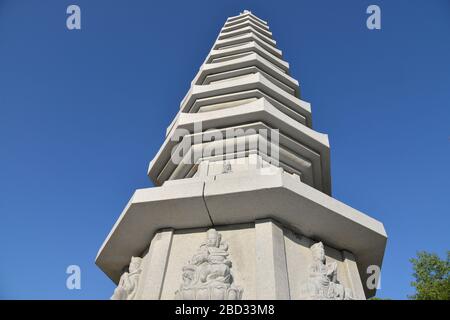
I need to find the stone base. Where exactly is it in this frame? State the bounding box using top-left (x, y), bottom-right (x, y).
top-left (130, 220), bottom-right (366, 300)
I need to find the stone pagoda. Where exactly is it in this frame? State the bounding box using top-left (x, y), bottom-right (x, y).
top-left (96, 10), bottom-right (387, 300)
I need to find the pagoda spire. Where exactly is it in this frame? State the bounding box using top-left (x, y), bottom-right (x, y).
top-left (149, 10), bottom-right (331, 195)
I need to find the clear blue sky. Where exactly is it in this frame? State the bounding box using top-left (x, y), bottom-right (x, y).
top-left (0, 0), bottom-right (449, 299)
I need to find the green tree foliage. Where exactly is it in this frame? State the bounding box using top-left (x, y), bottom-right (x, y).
top-left (409, 251), bottom-right (450, 300)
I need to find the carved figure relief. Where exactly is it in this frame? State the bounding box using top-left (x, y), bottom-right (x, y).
top-left (222, 161), bottom-right (232, 174)
top-left (301, 242), bottom-right (353, 300)
top-left (111, 256), bottom-right (142, 300)
top-left (175, 228), bottom-right (243, 300)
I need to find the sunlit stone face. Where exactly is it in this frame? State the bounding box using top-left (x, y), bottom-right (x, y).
top-left (312, 244), bottom-right (325, 263)
top-left (206, 229), bottom-right (219, 247)
top-left (129, 257), bottom-right (141, 272)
